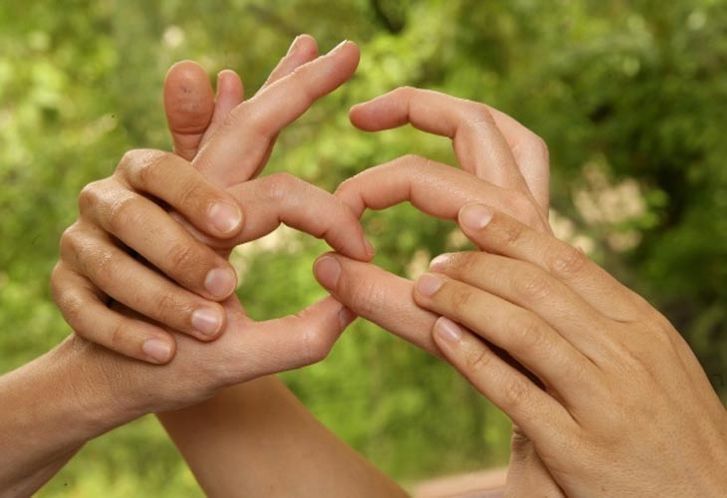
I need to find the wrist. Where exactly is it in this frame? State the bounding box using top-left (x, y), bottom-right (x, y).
top-left (45, 335), bottom-right (148, 436)
top-left (0, 335), bottom-right (145, 490)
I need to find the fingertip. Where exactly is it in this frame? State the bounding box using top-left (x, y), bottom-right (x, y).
top-left (164, 60), bottom-right (214, 108)
top-left (191, 304), bottom-right (226, 341)
top-left (433, 316), bottom-right (464, 346)
top-left (347, 96), bottom-right (398, 131)
top-left (326, 40), bottom-right (360, 73)
top-left (165, 59), bottom-right (206, 83)
top-left (313, 253), bottom-right (342, 290)
top-left (429, 253), bottom-right (453, 271)
top-left (415, 272), bottom-right (445, 298)
top-left (141, 336), bottom-right (175, 364)
top-left (216, 69), bottom-right (244, 100)
top-left (291, 33), bottom-right (319, 59)
top-left (348, 103), bottom-right (369, 129)
top-left (164, 59), bottom-right (214, 159)
top-left (458, 203), bottom-right (494, 232)
top-left (363, 238), bottom-right (376, 261)
top-left (207, 200), bottom-right (244, 237)
top-left (204, 267), bottom-right (238, 300)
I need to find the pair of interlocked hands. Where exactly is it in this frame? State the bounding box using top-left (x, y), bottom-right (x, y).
top-left (50, 36), bottom-right (727, 496)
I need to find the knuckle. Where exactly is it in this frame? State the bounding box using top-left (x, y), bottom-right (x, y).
top-left (57, 289), bottom-right (85, 328)
top-left (394, 85), bottom-right (417, 99)
top-left (50, 263), bottom-right (64, 294)
top-left (447, 283), bottom-right (475, 316)
top-left (502, 377), bottom-right (530, 410)
top-left (548, 244), bottom-right (588, 279)
top-left (156, 292), bottom-right (187, 318)
top-left (77, 181), bottom-right (104, 213)
top-left (507, 312), bottom-right (547, 354)
top-left (301, 329), bottom-right (335, 364)
top-left (108, 321), bottom-right (126, 350)
top-left (176, 177), bottom-right (210, 211)
top-left (118, 149), bottom-right (143, 171)
top-left (466, 346), bottom-right (494, 374)
top-left (514, 271), bottom-right (552, 302)
top-left (166, 242), bottom-right (199, 274)
top-left (107, 195), bottom-right (142, 233)
top-left (498, 213), bottom-right (527, 246)
top-left (467, 104), bottom-right (495, 127)
top-left (448, 252), bottom-right (481, 278)
top-left (86, 246), bottom-right (115, 280)
top-left (119, 148), bottom-right (165, 172)
top-left (334, 175), bottom-right (357, 198)
top-left (59, 223), bottom-right (81, 256)
top-left (133, 153), bottom-right (167, 189)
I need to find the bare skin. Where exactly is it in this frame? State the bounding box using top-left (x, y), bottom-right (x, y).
top-left (414, 206), bottom-right (727, 497)
top-left (1, 37), bottom-right (403, 498)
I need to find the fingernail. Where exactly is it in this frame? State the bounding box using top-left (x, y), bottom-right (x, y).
top-left (208, 201), bottom-right (242, 235)
top-left (459, 204), bottom-right (493, 231)
top-left (205, 268), bottom-right (237, 298)
top-left (314, 255), bottom-right (342, 289)
top-left (142, 339), bottom-right (172, 363)
top-left (287, 35), bottom-right (302, 55)
top-left (328, 39), bottom-right (349, 54)
top-left (364, 239), bottom-right (375, 258)
top-left (191, 307), bottom-right (222, 337)
top-left (416, 273), bottom-right (444, 297)
top-left (429, 253), bottom-right (452, 270)
top-left (434, 317), bottom-right (463, 344)
top-left (339, 307), bottom-right (357, 328)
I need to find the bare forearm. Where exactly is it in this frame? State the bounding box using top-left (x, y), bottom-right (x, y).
top-left (158, 375), bottom-right (408, 498)
top-left (0, 336), bottom-right (143, 496)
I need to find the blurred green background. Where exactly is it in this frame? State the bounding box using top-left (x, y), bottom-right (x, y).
top-left (1, 0), bottom-right (726, 495)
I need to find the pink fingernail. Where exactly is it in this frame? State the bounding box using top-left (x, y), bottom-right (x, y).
top-left (192, 308), bottom-right (222, 337)
top-left (328, 39), bottom-right (349, 54)
top-left (314, 256), bottom-right (342, 289)
top-left (459, 204), bottom-right (493, 231)
top-left (208, 201), bottom-right (242, 234)
top-left (434, 317), bottom-right (463, 344)
top-left (429, 253), bottom-right (452, 270)
top-left (363, 239), bottom-right (375, 258)
top-left (205, 268), bottom-right (237, 298)
top-left (287, 35), bottom-right (303, 55)
top-left (416, 273), bottom-right (444, 297)
top-left (142, 339), bottom-right (172, 363)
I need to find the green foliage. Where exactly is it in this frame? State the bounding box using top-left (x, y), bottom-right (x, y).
top-left (1, 0), bottom-right (726, 494)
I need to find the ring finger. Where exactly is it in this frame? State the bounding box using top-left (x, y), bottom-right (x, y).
top-left (413, 272), bottom-right (600, 404)
top-left (60, 224), bottom-right (226, 341)
top-left (79, 179), bottom-right (237, 301)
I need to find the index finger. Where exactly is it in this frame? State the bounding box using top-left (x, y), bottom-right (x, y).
top-left (350, 87), bottom-right (550, 211)
top-left (193, 41), bottom-right (360, 188)
top-left (457, 203), bottom-right (648, 321)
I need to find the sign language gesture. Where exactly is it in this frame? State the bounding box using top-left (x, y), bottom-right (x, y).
top-left (413, 206), bottom-right (727, 497)
top-left (50, 37), bottom-right (371, 407)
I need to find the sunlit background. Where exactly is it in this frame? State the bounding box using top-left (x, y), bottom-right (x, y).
top-left (1, 0), bottom-right (726, 496)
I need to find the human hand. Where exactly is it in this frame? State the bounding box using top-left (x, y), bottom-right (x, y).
top-left (315, 86), bottom-right (551, 353)
top-left (312, 87), bottom-right (560, 493)
top-left (413, 206), bottom-right (727, 497)
top-left (52, 36), bottom-right (370, 373)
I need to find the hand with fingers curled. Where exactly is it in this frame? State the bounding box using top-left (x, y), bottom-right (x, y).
top-left (2, 33), bottom-right (725, 498)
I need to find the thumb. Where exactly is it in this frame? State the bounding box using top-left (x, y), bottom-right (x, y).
top-left (163, 60), bottom-right (215, 161)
